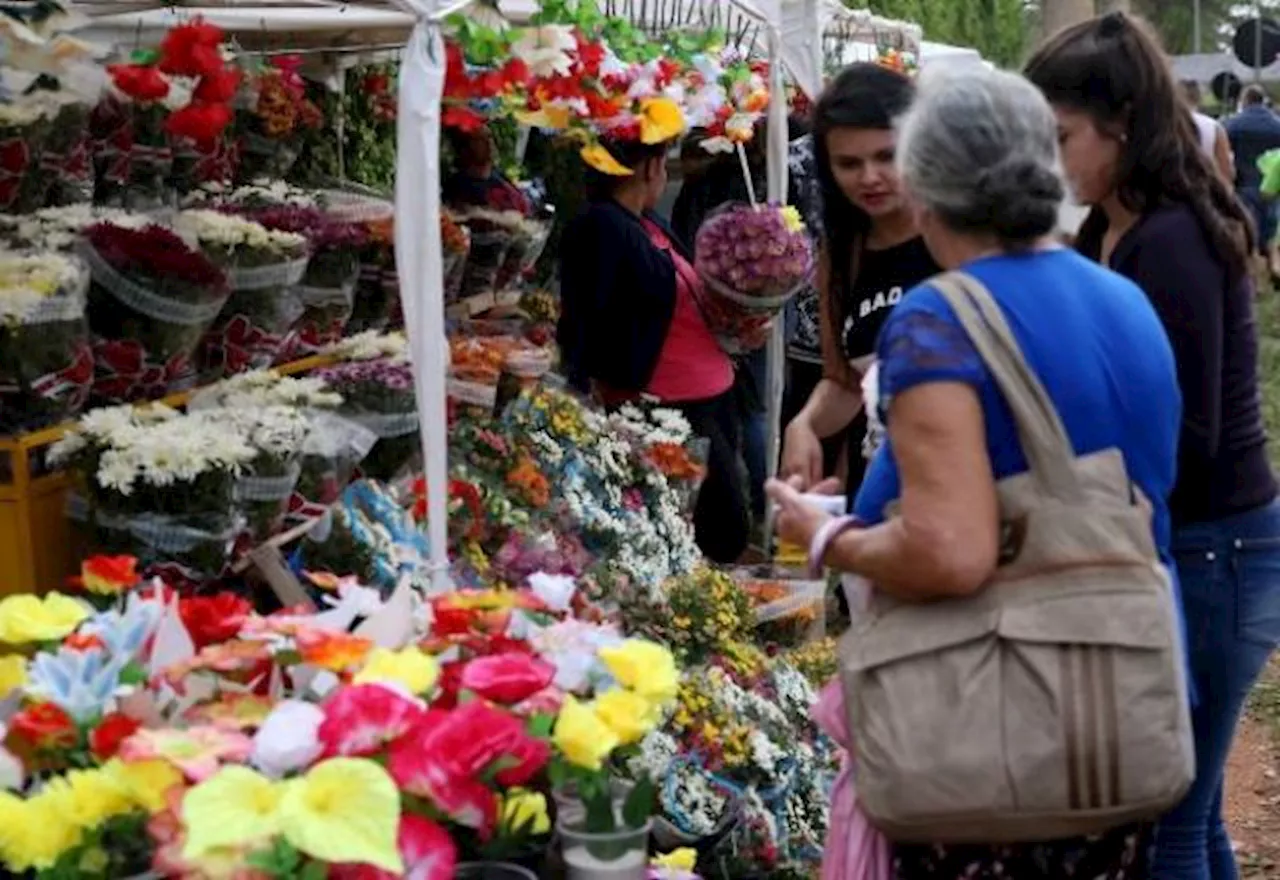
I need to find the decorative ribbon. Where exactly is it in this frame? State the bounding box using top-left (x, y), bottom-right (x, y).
top-left (30, 341), bottom-right (93, 407)
top-left (91, 339), bottom-right (192, 404)
top-left (0, 137), bottom-right (30, 209)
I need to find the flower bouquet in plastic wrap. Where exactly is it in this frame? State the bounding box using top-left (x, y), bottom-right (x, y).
top-left (79, 221), bottom-right (230, 403)
top-left (456, 208), bottom-right (523, 312)
top-left (173, 209), bottom-right (310, 381)
top-left (441, 209), bottom-right (471, 306)
top-left (1, 206), bottom-right (149, 253)
top-left (235, 57), bottom-right (322, 182)
top-left (50, 404), bottom-right (256, 590)
top-left (0, 98), bottom-right (51, 213)
top-left (247, 205), bottom-right (367, 361)
top-left (0, 251), bottom-right (92, 431)
top-left (318, 358), bottom-right (420, 482)
top-left (35, 91), bottom-right (93, 207)
top-left (494, 214), bottom-right (551, 303)
top-left (693, 202), bottom-right (814, 354)
top-left (348, 216), bottom-right (400, 334)
top-left (220, 404), bottom-right (310, 541)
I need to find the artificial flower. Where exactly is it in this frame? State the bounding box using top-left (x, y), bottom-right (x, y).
top-left (277, 758), bottom-right (403, 872)
top-left (184, 692), bottom-right (276, 730)
top-left (0, 737), bottom-right (22, 791)
top-left (459, 652), bottom-right (555, 705)
top-left (8, 701), bottom-right (76, 750)
top-left (193, 65), bottom-right (242, 103)
top-left (553, 695), bottom-right (619, 771)
top-left (599, 639), bottom-right (680, 702)
top-left (252, 700), bottom-right (324, 778)
top-left (165, 101), bottom-right (234, 143)
top-left (638, 96), bottom-right (685, 144)
top-left (500, 788), bottom-right (550, 836)
top-left (109, 63), bottom-right (170, 102)
top-left (318, 683), bottom-right (425, 757)
top-left (71, 554), bottom-right (138, 596)
top-left (297, 629), bottom-right (374, 672)
top-left (330, 812), bottom-right (456, 880)
top-left (181, 765), bottom-right (284, 860)
top-left (89, 712), bottom-right (142, 760)
top-left (0, 592), bottom-right (91, 643)
top-left (103, 757), bottom-right (184, 813)
top-left (494, 732), bottom-right (553, 787)
top-left (26, 646), bottom-right (130, 721)
top-left (0, 655), bottom-right (26, 695)
top-left (179, 593), bottom-right (251, 649)
top-left (527, 571), bottom-right (576, 612)
top-left (353, 646), bottom-right (439, 695)
top-left (120, 725), bottom-right (254, 781)
top-left (593, 687), bottom-right (662, 745)
top-left (581, 143), bottom-right (632, 176)
top-left (650, 847), bottom-right (700, 879)
top-left (157, 18), bottom-right (225, 78)
top-left (509, 25), bottom-right (576, 78)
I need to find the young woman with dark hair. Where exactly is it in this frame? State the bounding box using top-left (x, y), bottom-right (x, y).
top-left (1028, 14), bottom-right (1280, 879)
top-left (780, 63), bottom-right (941, 503)
top-left (557, 136), bottom-right (750, 563)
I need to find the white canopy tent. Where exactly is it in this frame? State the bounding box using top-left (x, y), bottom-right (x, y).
top-left (72, 0), bottom-right (919, 583)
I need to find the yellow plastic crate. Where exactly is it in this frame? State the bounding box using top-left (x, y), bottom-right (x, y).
top-left (0, 355), bottom-right (338, 595)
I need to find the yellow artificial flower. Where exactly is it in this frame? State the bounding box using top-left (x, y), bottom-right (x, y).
top-left (0, 655), bottom-right (26, 695)
top-left (182, 766), bottom-right (284, 861)
top-left (515, 105), bottom-right (571, 130)
top-left (553, 695), bottom-right (619, 771)
top-left (500, 789), bottom-right (550, 836)
top-left (593, 688), bottom-right (661, 746)
top-left (5, 785), bottom-right (83, 871)
top-left (638, 97), bottom-right (686, 145)
top-left (598, 639), bottom-right (679, 703)
top-left (580, 143), bottom-right (632, 176)
top-left (277, 758), bottom-right (402, 874)
top-left (59, 768), bottom-right (133, 830)
top-left (653, 848), bottom-right (698, 871)
top-left (0, 593), bottom-right (90, 644)
top-left (103, 758), bottom-right (184, 814)
top-left (353, 646), bottom-right (440, 695)
top-left (780, 205), bottom-right (805, 234)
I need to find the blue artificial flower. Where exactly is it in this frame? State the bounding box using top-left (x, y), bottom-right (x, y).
top-left (27, 647), bottom-right (130, 722)
top-left (80, 595), bottom-right (164, 660)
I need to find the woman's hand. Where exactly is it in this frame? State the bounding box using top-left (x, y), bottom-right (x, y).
top-left (781, 417), bottom-right (825, 489)
top-left (766, 476), bottom-right (836, 549)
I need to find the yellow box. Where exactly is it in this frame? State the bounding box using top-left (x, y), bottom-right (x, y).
top-left (0, 354), bottom-right (338, 595)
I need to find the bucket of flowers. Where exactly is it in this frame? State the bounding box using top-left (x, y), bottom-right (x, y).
top-left (692, 202), bottom-right (814, 354)
top-left (102, 62), bottom-right (175, 210)
top-left (78, 221), bottom-right (231, 403)
top-left (221, 405), bottom-right (311, 541)
top-left (0, 97), bottom-right (52, 213)
top-left (242, 205), bottom-right (366, 361)
top-left (318, 358), bottom-right (420, 482)
top-left (172, 209), bottom-right (311, 382)
top-left (1, 206), bottom-right (150, 253)
top-left (348, 216), bottom-right (400, 334)
top-left (0, 250), bottom-right (93, 432)
top-left (50, 405), bottom-right (257, 589)
top-left (235, 57), bottom-right (323, 182)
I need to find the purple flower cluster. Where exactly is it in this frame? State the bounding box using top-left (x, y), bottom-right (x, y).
top-left (694, 203), bottom-right (813, 298)
top-left (240, 206), bottom-right (369, 252)
top-left (318, 358), bottom-right (413, 391)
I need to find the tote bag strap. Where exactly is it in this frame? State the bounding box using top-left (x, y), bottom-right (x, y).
top-left (930, 271), bottom-right (1084, 504)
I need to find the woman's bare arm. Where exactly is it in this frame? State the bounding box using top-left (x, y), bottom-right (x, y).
top-left (825, 381), bottom-right (999, 599)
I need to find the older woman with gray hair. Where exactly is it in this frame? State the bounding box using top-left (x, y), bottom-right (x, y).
top-left (769, 67), bottom-right (1183, 879)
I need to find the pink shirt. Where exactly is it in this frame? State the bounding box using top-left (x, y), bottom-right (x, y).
top-left (641, 218), bottom-right (734, 403)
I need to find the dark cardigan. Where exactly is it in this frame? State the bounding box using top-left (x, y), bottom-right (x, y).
top-left (557, 200), bottom-right (686, 395)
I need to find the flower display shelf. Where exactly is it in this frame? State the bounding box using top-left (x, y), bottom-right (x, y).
top-left (0, 354), bottom-right (338, 596)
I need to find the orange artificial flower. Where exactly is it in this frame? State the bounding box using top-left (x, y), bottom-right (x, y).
top-left (645, 442), bottom-right (706, 481)
top-left (506, 457), bottom-right (550, 508)
top-left (296, 630), bottom-right (374, 673)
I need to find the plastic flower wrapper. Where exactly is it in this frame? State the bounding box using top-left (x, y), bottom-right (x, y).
top-left (693, 201), bottom-right (814, 353)
top-left (0, 97), bottom-right (52, 213)
top-left (78, 221), bottom-right (230, 404)
top-left (28, 90), bottom-right (93, 207)
top-left (456, 208), bottom-right (524, 306)
top-left (235, 58), bottom-right (324, 182)
top-left (346, 217), bottom-right (400, 334)
top-left (318, 359), bottom-right (420, 481)
top-left (288, 410), bottom-right (376, 524)
top-left (440, 209), bottom-right (471, 305)
top-left (243, 205), bottom-right (367, 360)
top-left (0, 250), bottom-right (93, 432)
top-left (0, 205), bottom-right (150, 253)
top-left (221, 405), bottom-right (311, 540)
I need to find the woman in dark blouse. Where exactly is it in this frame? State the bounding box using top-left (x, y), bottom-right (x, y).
top-left (1028, 13), bottom-right (1280, 879)
top-left (557, 138), bottom-right (750, 563)
top-left (779, 63), bottom-right (941, 505)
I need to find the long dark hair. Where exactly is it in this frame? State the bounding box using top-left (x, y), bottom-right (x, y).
top-left (812, 63), bottom-right (914, 377)
top-left (1025, 12), bottom-right (1253, 282)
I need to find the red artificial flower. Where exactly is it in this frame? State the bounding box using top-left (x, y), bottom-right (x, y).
top-left (62, 632), bottom-right (105, 652)
top-left (269, 54), bottom-right (306, 97)
top-left (655, 57), bottom-right (683, 88)
top-left (193, 66), bottom-right (241, 103)
top-left (431, 660), bottom-right (465, 710)
top-left (330, 813), bottom-right (457, 880)
top-left (179, 593), bottom-right (251, 649)
top-left (90, 712), bottom-right (143, 760)
top-left (390, 700), bottom-right (522, 780)
top-left (67, 554), bottom-right (138, 596)
top-left (318, 684), bottom-right (427, 757)
top-left (492, 732), bottom-right (552, 787)
top-left (459, 653), bottom-right (554, 705)
top-left (575, 34), bottom-right (605, 76)
top-left (158, 18), bottom-right (225, 78)
top-left (165, 102), bottom-right (233, 146)
top-left (108, 64), bottom-right (171, 102)
top-left (9, 702), bottom-right (77, 750)
top-left (442, 104), bottom-right (486, 133)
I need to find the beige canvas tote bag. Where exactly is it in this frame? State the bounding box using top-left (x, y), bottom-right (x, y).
top-left (839, 271), bottom-right (1194, 844)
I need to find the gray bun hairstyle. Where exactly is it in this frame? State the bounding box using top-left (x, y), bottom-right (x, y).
top-left (896, 66), bottom-right (1065, 247)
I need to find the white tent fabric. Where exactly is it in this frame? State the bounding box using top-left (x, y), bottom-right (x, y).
top-left (920, 39), bottom-right (986, 70)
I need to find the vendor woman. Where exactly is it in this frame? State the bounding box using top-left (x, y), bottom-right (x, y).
top-left (443, 125), bottom-right (531, 216)
top-left (557, 103), bottom-right (750, 563)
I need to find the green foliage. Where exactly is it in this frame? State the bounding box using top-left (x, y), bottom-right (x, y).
top-left (862, 0), bottom-right (1031, 67)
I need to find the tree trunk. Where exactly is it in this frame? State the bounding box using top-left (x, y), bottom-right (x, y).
top-left (1041, 0), bottom-right (1099, 42)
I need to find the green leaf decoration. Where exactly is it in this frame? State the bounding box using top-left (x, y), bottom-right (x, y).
top-left (621, 773), bottom-right (655, 829)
